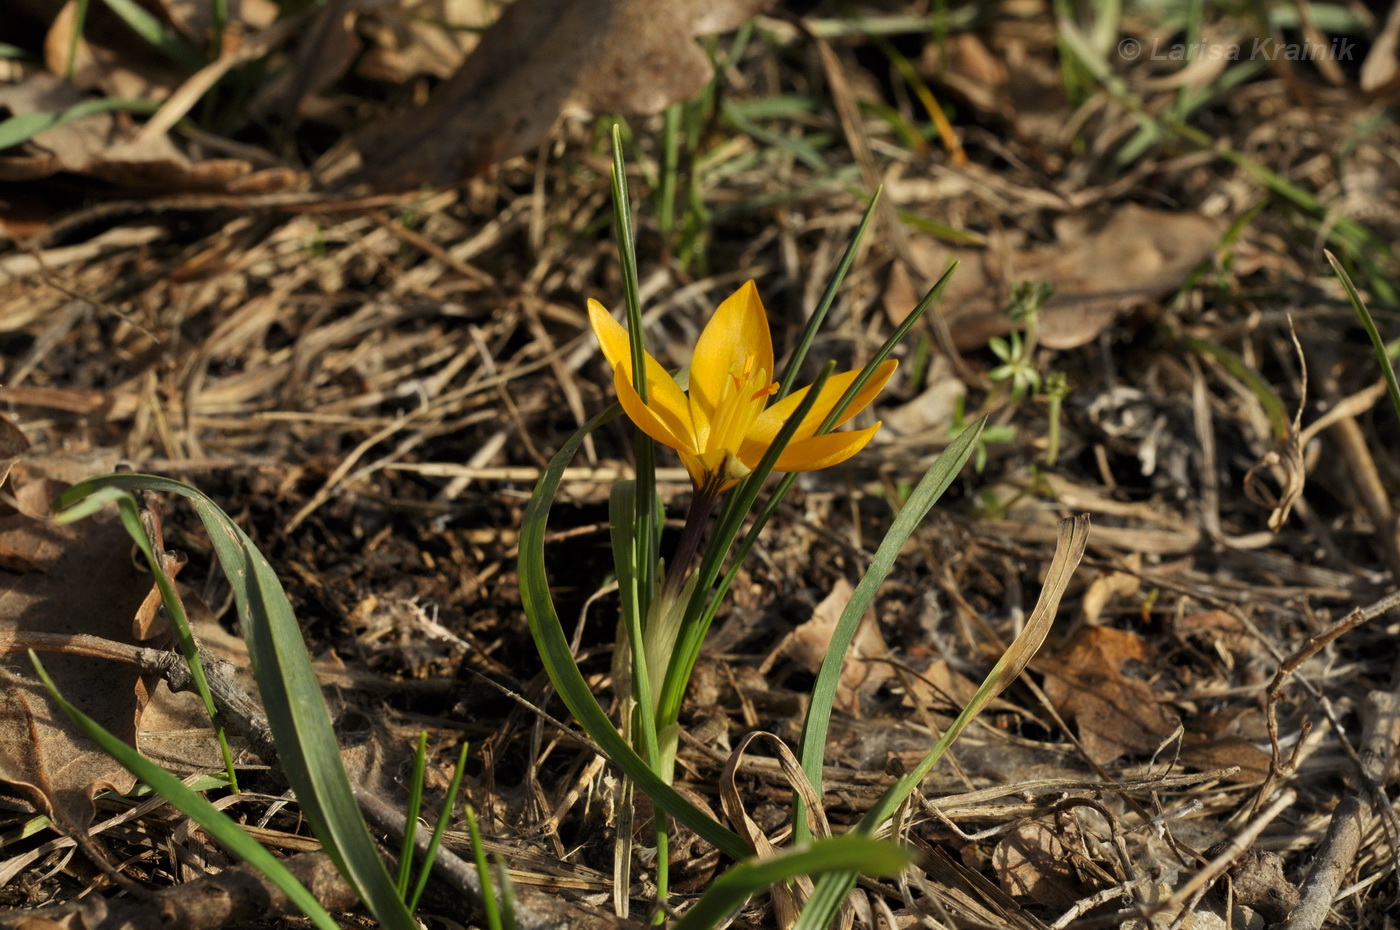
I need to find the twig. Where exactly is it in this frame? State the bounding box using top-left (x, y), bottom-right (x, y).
top-left (1161, 788), bottom-right (1297, 923)
top-left (1259, 591), bottom-right (1400, 811)
top-left (1281, 795), bottom-right (1364, 930)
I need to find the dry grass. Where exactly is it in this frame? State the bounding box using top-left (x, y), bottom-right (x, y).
top-left (2, 2), bottom-right (1400, 927)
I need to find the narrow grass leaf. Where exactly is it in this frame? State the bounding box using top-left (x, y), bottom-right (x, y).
top-left (777, 191), bottom-right (881, 399)
top-left (54, 485), bottom-right (238, 789)
top-left (464, 806), bottom-right (503, 930)
top-left (54, 475), bottom-right (418, 930)
top-left (796, 514), bottom-right (1090, 930)
top-left (100, 0), bottom-right (205, 70)
top-left (397, 732), bottom-right (428, 895)
top-left (1327, 250), bottom-right (1400, 426)
top-left (674, 836), bottom-right (911, 930)
top-left (408, 741), bottom-right (471, 912)
top-left (0, 98), bottom-right (161, 150)
top-left (519, 406), bottom-right (750, 860)
top-left (793, 416), bottom-right (984, 843)
top-left (29, 652), bottom-right (342, 930)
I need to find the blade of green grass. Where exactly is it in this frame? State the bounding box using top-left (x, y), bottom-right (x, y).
top-left (463, 805), bottom-right (503, 930)
top-left (793, 415), bottom-right (984, 845)
top-left (674, 836), bottom-right (912, 930)
top-left (100, 0), bottom-right (206, 70)
top-left (777, 190), bottom-right (881, 399)
top-left (54, 485), bottom-right (238, 790)
top-left (54, 474), bottom-right (418, 930)
top-left (1327, 250), bottom-right (1400, 426)
top-left (0, 97), bottom-right (162, 150)
top-left (795, 515), bottom-right (1090, 930)
top-left (397, 732), bottom-right (428, 895)
top-left (29, 651), bottom-right (342, 930)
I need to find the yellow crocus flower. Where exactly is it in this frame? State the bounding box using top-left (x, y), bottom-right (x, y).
top-left (588, 280), bottom-right (897, 494)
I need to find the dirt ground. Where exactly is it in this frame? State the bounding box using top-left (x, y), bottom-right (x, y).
top-left (3, 2), bottom-right (1400, 928)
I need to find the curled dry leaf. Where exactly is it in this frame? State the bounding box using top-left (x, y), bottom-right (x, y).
top-left (885, 204), bottom-right (1223, 350)
top-left (1039, 624), bottom-right (1180, 768)
top-left (355, 0), bottom-right (780, 188)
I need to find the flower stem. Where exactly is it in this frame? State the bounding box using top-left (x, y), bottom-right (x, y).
top-left (662, 486), bottom-right (719, 600)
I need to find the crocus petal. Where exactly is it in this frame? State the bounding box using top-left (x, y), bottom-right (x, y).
top-left (688, 281), bottom-right (774, 433)
top-left (741, 360), bottom-right (898, 463)
top-left (590, 299), bottom-right (695, 439)
top-left (768, 423), bottom-right (883, 473)
top-left (588, 298), bottom-right (633, 372)
top-left (613, 367), bottom-right (697, 456)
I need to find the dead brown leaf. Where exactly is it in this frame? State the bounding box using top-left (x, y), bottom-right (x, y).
top-left (0, 463), bottom-right (163, 829)
top-left (248, 0), bottom-right (362, 121)
top-left (899, 658), bottom-right (980, 716)
top-left (992, 821), bottom-right (1086, 908)
top-left (1179, 735), bottom-right (1271, 784)
top-left (1039, 624), bottom-right (1179, 767)
top-left (0, 71), bottom-right (271, 192)
top-left (355, 0), bottom-right (780, 188)
top-left (42, 0), bottom-right (188, 100)
top-left (886, 204), bottom-right (1223, 350)
top-left (778, 578), bottom-right (889, 715)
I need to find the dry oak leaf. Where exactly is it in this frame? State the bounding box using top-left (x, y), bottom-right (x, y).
top-left (992, 821), bottom-right (1087, 908)
top-left (355, 0), bottom-right (779, 188)
top-left (0, 463), bottom-right (163, 830)
top-left (778, 578), bottom-right (889, 715)
top-left (885, 204), bottom-right (1223, 350)
top-left (1039, 624), bottom-right (1179, 768)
